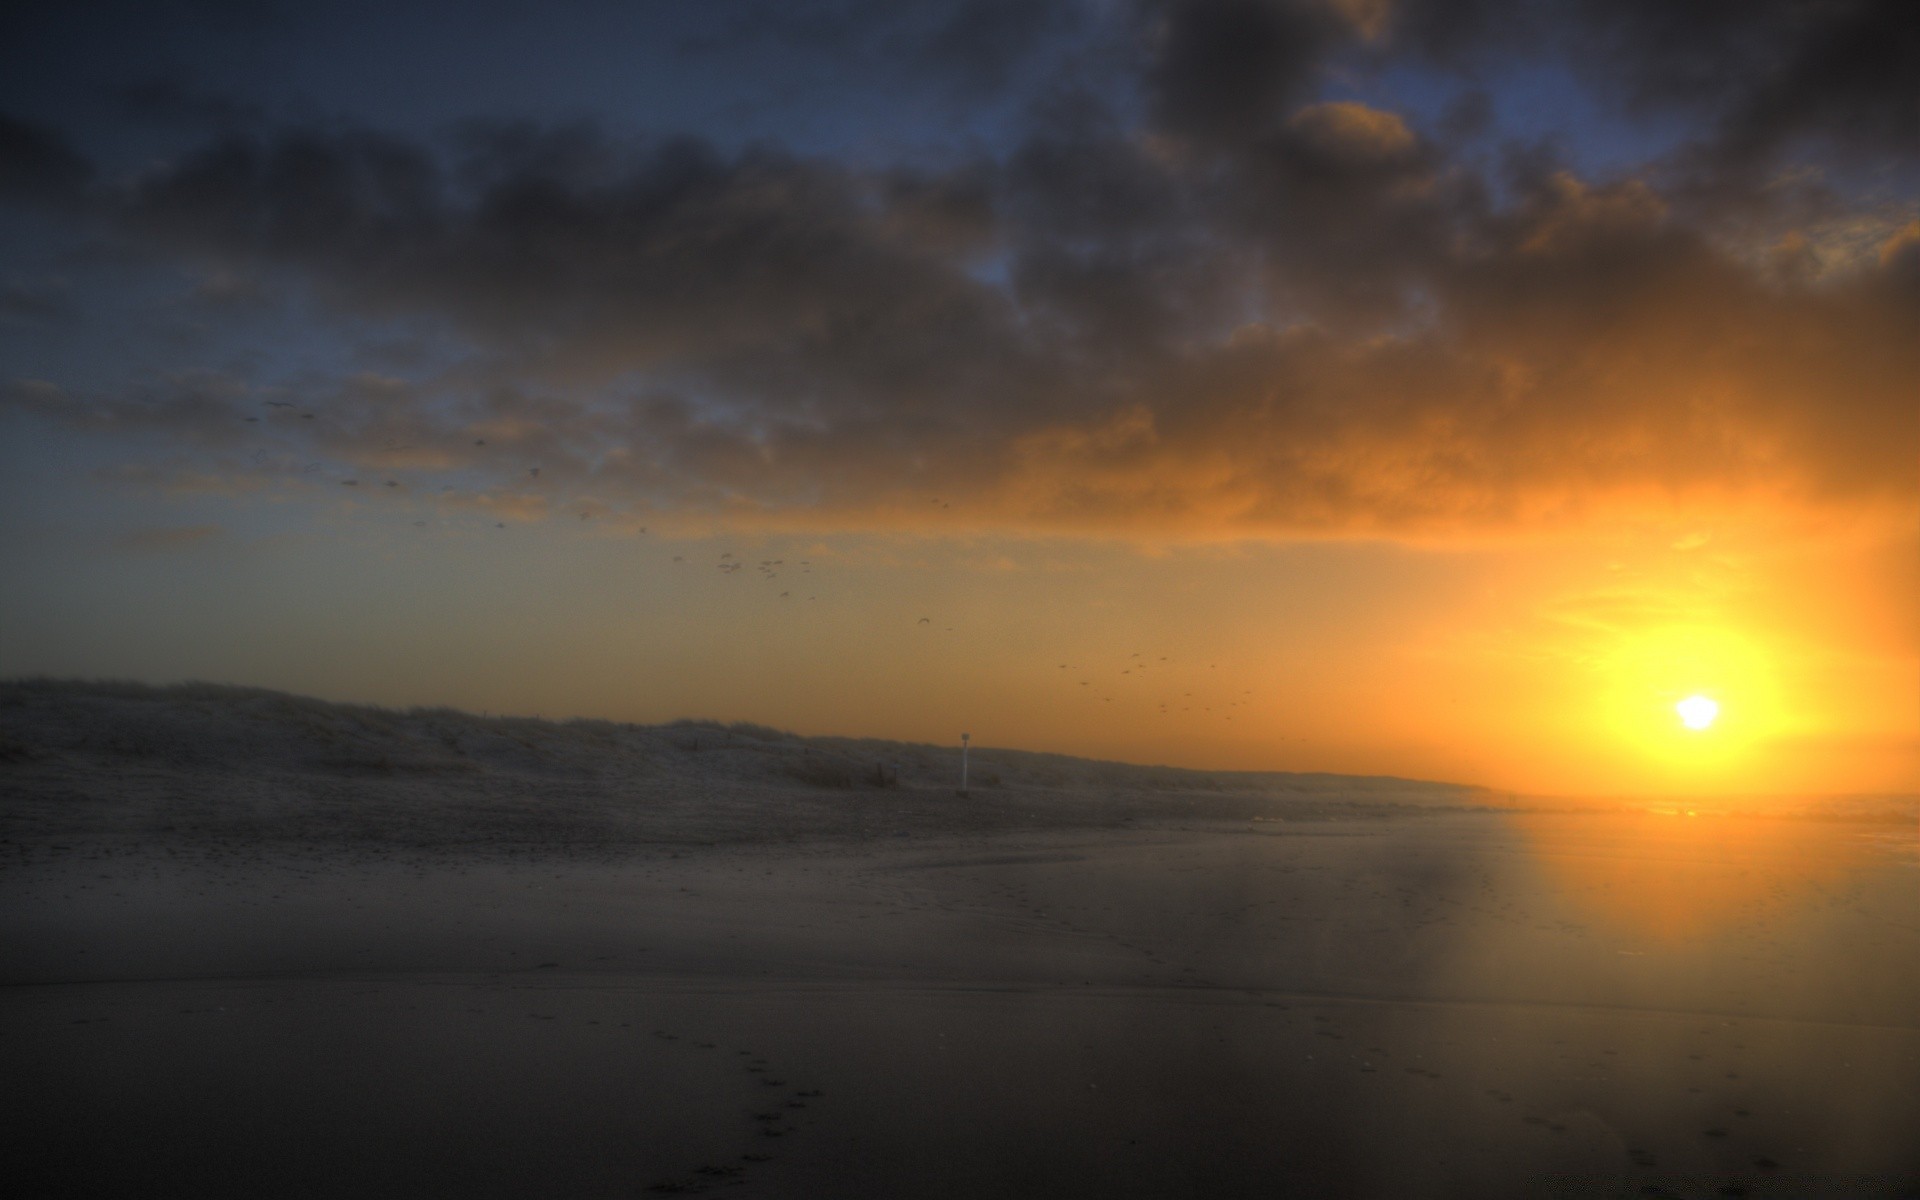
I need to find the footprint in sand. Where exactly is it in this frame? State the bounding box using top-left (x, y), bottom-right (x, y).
top-left (641, 1034), bottom-right (822, 1194)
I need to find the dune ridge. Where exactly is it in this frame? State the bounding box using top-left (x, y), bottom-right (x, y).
top-left (0, 678), bottom-right (1491, 849)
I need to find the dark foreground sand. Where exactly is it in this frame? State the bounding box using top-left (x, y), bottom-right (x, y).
top-left (5, 809), bottom-right (1919, 1199)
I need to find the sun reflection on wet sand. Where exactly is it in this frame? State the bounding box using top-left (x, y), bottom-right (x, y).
top-left (1506, 807), bottom-right (1878, 943)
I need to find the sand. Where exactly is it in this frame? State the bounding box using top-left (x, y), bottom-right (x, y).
top-left (4, 683), bottom-right (1919, 1197)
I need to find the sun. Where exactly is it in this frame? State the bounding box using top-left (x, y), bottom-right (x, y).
top-left (1676, 694), bottom-right (1720, 731)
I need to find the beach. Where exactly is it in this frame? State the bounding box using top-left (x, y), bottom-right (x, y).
top-left (6, 794), bottom-right (1918, 1198)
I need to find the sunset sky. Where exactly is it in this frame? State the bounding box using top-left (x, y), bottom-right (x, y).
top-left (1, 0), bottom-right (1914, 796)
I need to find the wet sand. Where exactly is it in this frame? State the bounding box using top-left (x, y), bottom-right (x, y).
top-left (5, 811), bottom-right (1918, 1198)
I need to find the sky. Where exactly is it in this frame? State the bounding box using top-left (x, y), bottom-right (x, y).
top-left (0, 0), bottom-right (1915, 796)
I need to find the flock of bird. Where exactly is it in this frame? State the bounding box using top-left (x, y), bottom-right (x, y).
top-left (1044, 652), bottom-right (1261, 722)
top-left (669, 542), bottom-right (1266, 726)
top-left (236, 404), bottom-right (1263, 726)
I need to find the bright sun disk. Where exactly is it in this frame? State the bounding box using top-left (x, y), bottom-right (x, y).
top-left (1676, 695), bottom-right (1720, 730)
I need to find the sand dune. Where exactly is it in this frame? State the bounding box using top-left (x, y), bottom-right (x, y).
top-left (0, 679), bottom-right (1492, 851)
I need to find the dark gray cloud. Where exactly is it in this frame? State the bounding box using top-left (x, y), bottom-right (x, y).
top-left (115, 77), bottom-right (266, 130)
top-left (123, 125), bottom-right (1027, 410)
top-left (0, 276), bottom-right (77, 326)
top-left (1569, 0), bottom-right (1919, 171)
top-left (0, 112), bottom-right (94, 207)
top-left (1383, 0), bottom-right (1919, 179)
top-left (1142, 0), bottom-right (1350, 144)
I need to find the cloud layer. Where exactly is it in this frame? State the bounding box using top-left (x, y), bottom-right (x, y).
top-left (2, 0), bottom-right (1915, 539)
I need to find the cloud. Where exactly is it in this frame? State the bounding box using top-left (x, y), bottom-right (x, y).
top-left (1564, 0), bottom-right (1920, 174)
top-left (0, 112), bottom-right (93, 208)
top-left (3, 373), bottom-right (256, 447)
top-left (1384, 1), bottom-right (1918, 183)
top-left (114, 78), bottom-right (265, 130)
top-left (1142, 0), bottom-right (1349, 143)
top-left (0, 1), bottom-right (1914, 543)
top-left (0, 277), bottom-right (77, 326)
top-left (120, 124), bottom-right (1032, 410)
top-left (1286, 101), bottom-right (1415, 160)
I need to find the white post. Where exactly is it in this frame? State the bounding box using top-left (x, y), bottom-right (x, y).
top-left (959, 731), bottom-right (970, 797)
